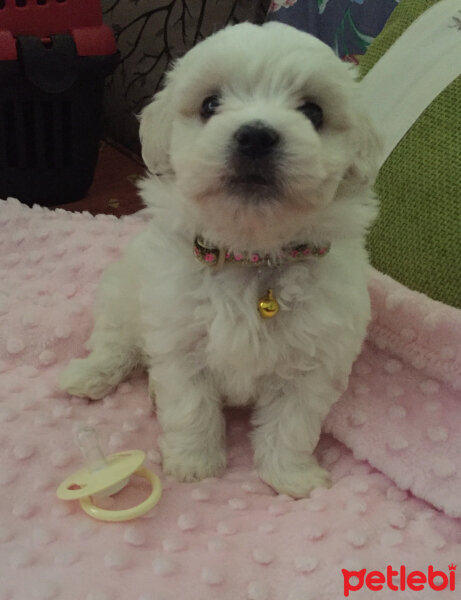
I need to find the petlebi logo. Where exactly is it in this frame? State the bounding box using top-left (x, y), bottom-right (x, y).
top-left (342, 564), bottom-right (456, 597)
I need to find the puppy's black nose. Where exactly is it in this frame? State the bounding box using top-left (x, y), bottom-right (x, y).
top-left (234, 122), bottom-right (280, 158)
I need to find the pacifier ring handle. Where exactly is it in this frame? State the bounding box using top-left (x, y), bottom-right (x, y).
top-left (79, 466), bottom-right (162, 522)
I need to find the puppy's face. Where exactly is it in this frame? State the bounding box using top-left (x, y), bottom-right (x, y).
top-left (140, 23), bottom-right (379, 250)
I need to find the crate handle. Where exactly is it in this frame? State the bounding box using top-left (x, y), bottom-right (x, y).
top-left (16, 34), bottom-right (78, 94)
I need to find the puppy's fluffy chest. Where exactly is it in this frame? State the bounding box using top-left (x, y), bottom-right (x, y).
top-left (137, 229), bottom-right (368, 407)
top-left (146, 250), bottom-right (324, 404)
top-left (204, 266), bottom-right (285, 401)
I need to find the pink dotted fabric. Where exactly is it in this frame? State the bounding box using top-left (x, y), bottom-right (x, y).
top-left (0, 198), bottom-right (460, 600)
top-left (325, 272), bottom-right (461, 519)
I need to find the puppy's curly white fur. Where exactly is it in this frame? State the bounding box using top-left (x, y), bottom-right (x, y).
top-left (60, 23), bottom-right (380, 498)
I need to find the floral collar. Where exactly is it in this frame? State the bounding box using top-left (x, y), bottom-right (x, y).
top-left (193, 236), bottom-right (331, 269)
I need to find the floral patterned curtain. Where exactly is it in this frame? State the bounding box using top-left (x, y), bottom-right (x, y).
top-left (267, 0), bottom-right (399, 59)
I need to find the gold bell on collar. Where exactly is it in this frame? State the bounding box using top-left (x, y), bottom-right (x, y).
top-left (258, 289), bottom-right (279, 319)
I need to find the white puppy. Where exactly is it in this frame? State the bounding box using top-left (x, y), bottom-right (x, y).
top-left (60, 22), bottom-right (380, 498)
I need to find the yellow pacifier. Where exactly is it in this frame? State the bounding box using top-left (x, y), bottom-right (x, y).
top-left (56, 426), bottom-right (162, 522)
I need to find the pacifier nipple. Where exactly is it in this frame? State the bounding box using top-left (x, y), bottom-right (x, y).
top-left (76, 425), bottom-right (107, 472)
top-left (75, 425), bottom-right (128, 498)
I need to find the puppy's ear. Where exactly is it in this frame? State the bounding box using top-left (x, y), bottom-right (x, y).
top-left (138, 71), bottom-right (176, 174)
top-left (346, 110), bottom-right (382, 188)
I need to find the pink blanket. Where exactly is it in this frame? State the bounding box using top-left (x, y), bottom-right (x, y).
top-left (1, 198), bottom-right (460, 600)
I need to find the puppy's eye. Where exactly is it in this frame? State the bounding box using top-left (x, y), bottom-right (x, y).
top-left (200, 95), bottom-right (220, 120)
top-left (297, 101), bottom-right (323, 130)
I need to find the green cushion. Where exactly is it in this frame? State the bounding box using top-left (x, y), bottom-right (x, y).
top-left (361, 0), bottom-right (461, 309)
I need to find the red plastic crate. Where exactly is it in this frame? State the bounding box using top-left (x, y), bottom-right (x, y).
top-left (0, 0), bottom-right (119, 206)
top-left (0, 0), bottom-right (116, 59)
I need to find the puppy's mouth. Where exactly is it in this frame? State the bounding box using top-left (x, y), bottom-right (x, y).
top-left (230, 173), bottom-right (272, 186)
top-left (225, 161), bottom-right (280, 201)
top-left (226, 173), bottom-right (278, 202)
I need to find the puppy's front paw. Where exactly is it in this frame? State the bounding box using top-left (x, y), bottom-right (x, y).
top-left (59, 358), bottom-right (113, 400)
top-left (160, 438), bottom-right (226, 483)
top-left (258, 456), bottom-right (331, 499)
